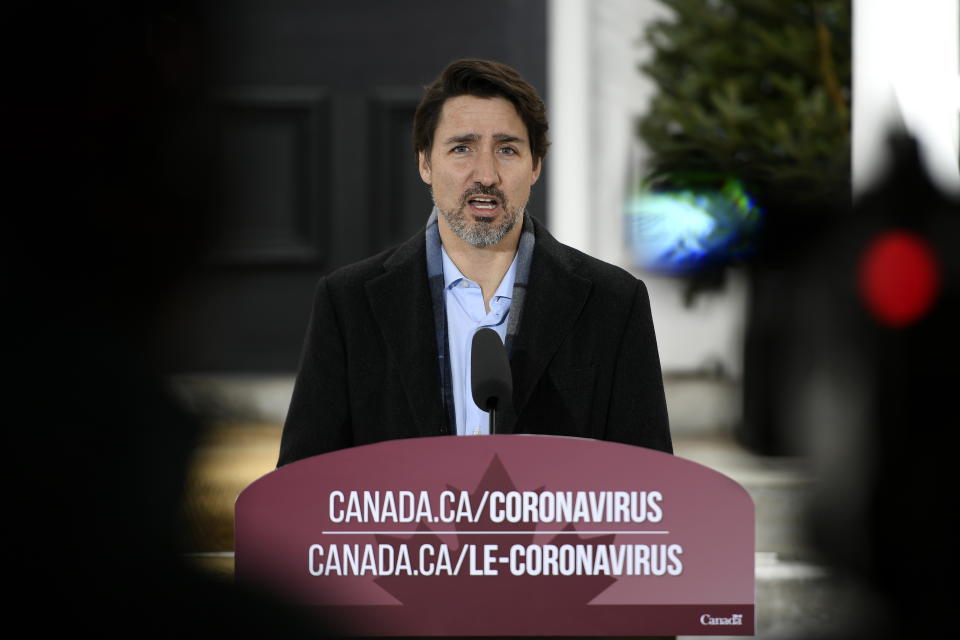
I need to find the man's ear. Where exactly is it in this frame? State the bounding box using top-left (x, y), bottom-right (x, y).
top-left (418, 150), bottom-right (432, 185)
top-left (531, 157), bottom-right (542, 185)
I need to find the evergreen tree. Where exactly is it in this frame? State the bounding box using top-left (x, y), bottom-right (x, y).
top-left (638, 0), bottom-right (850, 208)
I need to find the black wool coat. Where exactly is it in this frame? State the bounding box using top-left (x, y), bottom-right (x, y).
top-left (277, 216), bottom-right (672, 465)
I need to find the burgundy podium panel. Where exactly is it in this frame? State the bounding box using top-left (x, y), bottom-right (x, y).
top-left (235, 435), bottom-right (754, 635)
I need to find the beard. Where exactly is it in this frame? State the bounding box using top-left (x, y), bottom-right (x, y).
top-left (433, 185), bottom-right (525, 248)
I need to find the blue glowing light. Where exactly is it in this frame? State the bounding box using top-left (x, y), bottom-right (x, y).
top-left (626, 178), bottom-right (762, 273)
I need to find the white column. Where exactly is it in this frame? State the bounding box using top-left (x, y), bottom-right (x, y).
top-left (547, 0), bottom-right (592, 252)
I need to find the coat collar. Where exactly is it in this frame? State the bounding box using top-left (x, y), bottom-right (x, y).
top-left (504, 216), bottom-right (592, 431)
top-left (364, 215), bottom-right (592, 435)
top-left (365, 231), bottom-right (448, 437)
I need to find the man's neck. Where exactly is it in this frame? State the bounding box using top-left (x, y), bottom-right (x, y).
top-left (438, 214), bottom-right (522, 313)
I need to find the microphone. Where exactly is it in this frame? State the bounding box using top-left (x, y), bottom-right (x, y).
top-left (471, 327), bottom-right (513, 435)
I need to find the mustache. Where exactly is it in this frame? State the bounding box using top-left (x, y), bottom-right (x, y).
top-left (460, 185), bottom-right (507, 206)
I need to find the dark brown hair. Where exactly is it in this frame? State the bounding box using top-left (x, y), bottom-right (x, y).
top-left (413, 59), bottom-right (549, 168)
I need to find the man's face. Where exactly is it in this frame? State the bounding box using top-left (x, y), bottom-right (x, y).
top-left (418, 95), bottom-right (541, 248)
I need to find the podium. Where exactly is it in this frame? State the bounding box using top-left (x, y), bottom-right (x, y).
top-left (236, 435), bottom-right (754, 636)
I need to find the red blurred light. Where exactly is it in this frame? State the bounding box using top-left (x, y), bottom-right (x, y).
top-left (858, 230), bottom-right (940, 327)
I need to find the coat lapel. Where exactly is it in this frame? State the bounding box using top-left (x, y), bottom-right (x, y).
top-left (365, 234), bottom-right (448, 437)
top-left (505, 218), bottom-right (592, 431)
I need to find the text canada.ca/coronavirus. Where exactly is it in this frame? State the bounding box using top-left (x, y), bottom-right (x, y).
top-left (308, 542), bottom-right (684, 577)
top-left (328, 490), bottom-right (664, 524)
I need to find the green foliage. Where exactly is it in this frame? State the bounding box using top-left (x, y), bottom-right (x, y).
top-left (638, 0), bottom-right (851, 208)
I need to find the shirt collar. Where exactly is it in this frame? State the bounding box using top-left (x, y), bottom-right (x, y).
top-left (440, 244), bottom-right (519, 301)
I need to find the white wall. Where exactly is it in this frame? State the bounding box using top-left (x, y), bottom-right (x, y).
top-left (853, 0), bottom-right (960, 197)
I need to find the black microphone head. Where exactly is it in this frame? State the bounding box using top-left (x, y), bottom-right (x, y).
top-left (471, 327), bottom-right (512, 411)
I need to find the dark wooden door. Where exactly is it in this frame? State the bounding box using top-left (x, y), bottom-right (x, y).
top-left (157, 0), bottom-right (547, 372)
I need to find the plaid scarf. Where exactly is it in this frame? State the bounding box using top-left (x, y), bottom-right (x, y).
top-left (425, 207), bottom-right (536, 432)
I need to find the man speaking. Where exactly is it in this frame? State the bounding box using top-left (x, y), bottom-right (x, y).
top-left (278, 59), bottom-right (671, 465)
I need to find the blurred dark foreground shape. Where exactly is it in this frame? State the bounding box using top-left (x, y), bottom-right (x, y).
top-left (7, 2), bottom-right (336, 636)
top-left (789, 133), bottom-right (958, 638)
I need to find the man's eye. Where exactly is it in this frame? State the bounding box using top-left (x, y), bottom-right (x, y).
top-left (498, 147), bottom-right (517, 155)
top-left (451, 145), bottom-right (470, 153)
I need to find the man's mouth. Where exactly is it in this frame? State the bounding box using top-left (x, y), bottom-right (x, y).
top-left (466, 196), bottom-right (500, 211)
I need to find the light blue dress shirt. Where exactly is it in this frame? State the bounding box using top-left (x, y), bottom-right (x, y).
top-left (440, 246), bottom-right (517, 436)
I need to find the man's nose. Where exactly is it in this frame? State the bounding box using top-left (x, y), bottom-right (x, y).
top-left (472, 150), bottom-right (500, 186)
